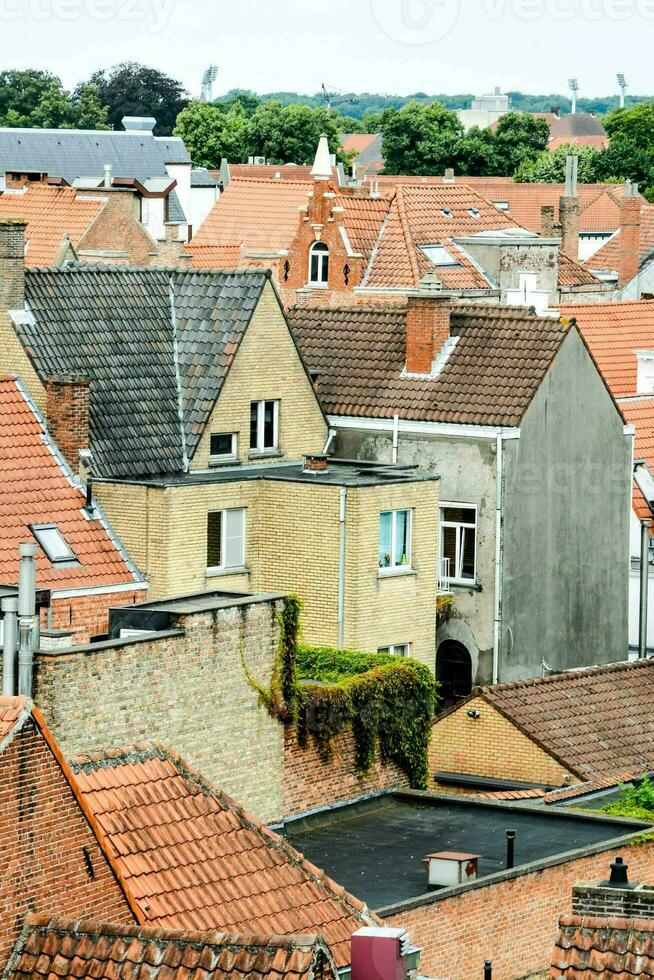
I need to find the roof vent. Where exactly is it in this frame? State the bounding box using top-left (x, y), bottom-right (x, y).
top-left (121, 116), bottom-right (156, 135)
top-left (422, 851), bottom-right (480, 889)
top-left (600, 857), bottom-right (638, 891)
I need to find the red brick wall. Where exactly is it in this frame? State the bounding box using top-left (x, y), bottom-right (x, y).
top-left (0, 219), bottom-right (25, 310)
top-left (45, 375), bottom-right (89, 470)
top-left (384, 839), bottom-right (654, 980)
top-left (619, 195), bottom-right (642, 288)
top-left (283, 727), bottom-right (409, 817)
top-left (45, 589), bottom-right (145, 644)
top-left (0, 718), bottom-right (134, 965)
top-left (76, 193), bottom-right (158, 265)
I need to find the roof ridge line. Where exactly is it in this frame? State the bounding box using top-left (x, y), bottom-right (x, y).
top-left (394, 185), bottom-right (421, 288)
top-left (483, 656), bottom-right (651, 697)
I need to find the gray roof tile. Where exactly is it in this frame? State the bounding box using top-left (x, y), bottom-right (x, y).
top-left (19, 267), bottom-right (268, 478)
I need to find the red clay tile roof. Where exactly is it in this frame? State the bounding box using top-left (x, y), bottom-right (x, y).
top-left (618, 398), bottom-right (654, 522)
top-left (0, 696), bottom-right (30, 745)
top-left (362, 183), bottom-right (521, 290)
top-left (587, 203), bottom-right (654, 273)
top-left (0, 376), bottom-right (138, 591)
top-left (219, 165), bottom-right (335, 182)
top-left (558, 252), bottom-right (602, 287)
top-left (288, 302), bottom-right (569, 426)
top-left (188, 179), bottom-right (390, 269)
top-left (70, 745), bottom-right (378, 969)
top-left (0, 184), bottom-right (103, 266)
top-left (5, 915), bottom-right (338, 980)
top-left (477, 658), bottom-right (654, 783)
top-left (560, 300), bottom-right (654, 397)
top-left (340, 134), bottom-right (378, 155)
top-left (551, 913), bottom-right (654, 977)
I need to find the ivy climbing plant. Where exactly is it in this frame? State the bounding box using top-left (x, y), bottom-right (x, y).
top-left (253, 596), bottom-right (437, 791)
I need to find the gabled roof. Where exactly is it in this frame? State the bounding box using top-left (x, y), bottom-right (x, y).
top-left (340, 133), bottom-right (378, 155)
top-left (549, 111), bottom-right (609, 144)
top-left (362, 184), bottom-right (521, 290)
top-left (560, 300), bottom-right (654, 397)
top-left (618, 397), bottom-right (654, 522)
top-left (0, 126), bottom-right (190, 182)
top-left (0, 185), bottom-right (104, 266)
top-left (586, 203), bottom-right (654, 273)
top-left (15, 267), bottom-right (272, 479)
top-left (288, 303), bottom-right (569, 426)
top-left (5, 916), bottom-right (339, 980)
top-left (70, 744), bottom-right (378, 969)
top-left (188, 179), bottom-right (391, 269)
top-left (558, 251), bottom-right (603, 287)
top-left (220, 164), bottom-right (332, 182)
top-left (0, 376), bottom-right (139, 590)
top-left (470, 658), bottom-right (654, 784)
top-left (551, 913), bottom-right (654, 978)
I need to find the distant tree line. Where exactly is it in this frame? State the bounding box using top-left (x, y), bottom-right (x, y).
top-left (2, 65), bottom-right (654, 196)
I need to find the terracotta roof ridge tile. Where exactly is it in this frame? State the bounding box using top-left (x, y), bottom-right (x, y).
top-left (394, 185), bottom-right (421, 287)
top-left (559, 912), bottom-right (654, 933)
top-left (481, 656), bottom-right (653, 701)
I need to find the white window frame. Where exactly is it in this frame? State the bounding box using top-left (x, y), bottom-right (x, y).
top-left (206, 508), bottom-right (246, 573)
top-left (30, 523), bottom-right (77, 565)
top-left (439, 502), bottom-right (478, 586)
top-left (209, 432), bottom-right (237, 461)
top-left (308, 241), bottom-right (329, 287)
top-left (250, 400), bottom-right (280, 453)
top-left (378, 643), bottom-right (411, 657)
top-left (379, 509), bottom-right (413, 574)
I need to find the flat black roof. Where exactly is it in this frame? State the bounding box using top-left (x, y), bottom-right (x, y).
top-left (281, 792), bottom-right (649, 912)
top-left (94, 459), bottom-right (437, 490)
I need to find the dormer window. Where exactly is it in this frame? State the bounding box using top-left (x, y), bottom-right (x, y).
top-left (30, 524), bottom-right (77, 565)
top-left (309, 242), bottom-right (329, 287)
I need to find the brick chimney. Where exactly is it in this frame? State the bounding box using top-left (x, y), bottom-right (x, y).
top-left (571, 858), bottom-right (654, 920)
top-left (559, 155), bottom-right (580, 259)
top-left (619, 179), bottom-right (642, 289)
top-left (541, 205), bottom-right (556, 237)
top-left (45, 374), bottom-right (90, 471)
top-left (0, 219), bottom-right (26, 311)
top-left (406, 293), bottom-right (451, 375)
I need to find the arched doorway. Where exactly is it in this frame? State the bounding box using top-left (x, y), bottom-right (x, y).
top-left (436, 640), bottom-right (473, 711)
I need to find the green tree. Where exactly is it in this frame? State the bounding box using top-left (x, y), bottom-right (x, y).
top-left (84, 63), bottom-right (188, 135)
top-left (494, 112), bottom-right (550, 175)
top-left (174, 101), bottom-right (248, 168)
top-left (515, 144), bottom-right (602, 183)
top-left (245, 101), bottom-right (342, 164)
top-left (0, 70), bottom-right (63, 123)
top-left (604, 102), bottom-right (654, 144)
top-left (0, 70), bottom-right (108, 129)
top-left (380, 100), bottom-right (463, 175)
top-left (453, 127), bottom-right (501, 176)
top-left (68, 83), bottom-right (109, 130)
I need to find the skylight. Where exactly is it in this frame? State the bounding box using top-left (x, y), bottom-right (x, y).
top-left (468, 208), bottom-right (481, 218)
top-left (440, 208), bottom-right (453, 219)
top-left (30, 524), bottom-right (77, 564)
top-left (419, 244), bottom-right (461, 268)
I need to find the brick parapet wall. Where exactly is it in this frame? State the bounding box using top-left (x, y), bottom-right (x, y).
top-left (572, 882), bottom-right (654, 919)
top-left (384, 838), bottom-right (654, 980)
top-left (32, 599), bottom-right (286, 822)
top-left (283, 726), bottom-right (410, 818)
top-left (44, 375), bottom-right (90, 470)
top-left (0, 719), bottom-right (133, 966)
top-left (46, 589), bottom-right (145, 644)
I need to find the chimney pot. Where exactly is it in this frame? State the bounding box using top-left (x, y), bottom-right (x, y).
top-left (559, 157), bottom-right (580, 258)
top-left (303, 454), bottom-right (329, 473)
top-left (443, 167), bottom-right (455, 183)
top-left (406, 293), bottom-right (451, 375)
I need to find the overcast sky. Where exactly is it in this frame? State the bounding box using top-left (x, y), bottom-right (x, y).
top-left (3, 0), bottom-right (651, 98)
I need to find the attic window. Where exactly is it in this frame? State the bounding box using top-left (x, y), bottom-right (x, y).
top-left (493, 201), bottom-right (510, 211)
top-left (440, 208), bottom-right (453, 219)
top-left (30, 524), bottom-right (77, 565)
top-left (419, 244), bottom-right (461, 268)
top-left (468, 208), bottom-right (481, 218)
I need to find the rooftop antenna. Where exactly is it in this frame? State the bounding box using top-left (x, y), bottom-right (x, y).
top-left (568, 78), bottom-right (579, 115)
top-left (201, 65), bottom-right (219, 103)
top-left (617, 73), bottom-right (628, 109)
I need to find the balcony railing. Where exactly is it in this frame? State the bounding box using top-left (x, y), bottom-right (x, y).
top-left (438, 557), bottom-right (451, 595)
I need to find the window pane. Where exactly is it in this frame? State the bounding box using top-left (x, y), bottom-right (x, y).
top-left (321, 251), bottom-right (329, 283)
top-left (263, 401), bottom-right (275, 449)
top-left (207, 512), bottom-right (222, 567)
top-left (461, 526), bottom-right (476, 580)
top-left (442, 526), bottom-right (457, 564)
top-left (379, 512), bottom-right (392, 567)
top-left (210, 433), bottom-right (234, 456)
top-left (224, 509), bottom-right (245, 567)
top-left (395, 510), bottom-right (410, 566)
top-left (395, 645), bottom-right (409, 657)
top-left (32, 525), bottom-right (75, 563)
top-left (250, 402), bottom-right (259, 449)
top-left (310, 252), bottom-right (320, 283)
top-left (443, 507), bottom-right (476, 525)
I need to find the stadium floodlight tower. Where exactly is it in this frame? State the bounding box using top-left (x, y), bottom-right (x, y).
top-left (617, 73), bottom-right (628, 109)
top-left (201, 66), bottom-right (220, 103)
top-left (568, 78), bottom-right (579, 114)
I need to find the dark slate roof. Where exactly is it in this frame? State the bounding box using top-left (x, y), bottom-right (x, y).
top-left (288, 303), bottom-right (569, 427)
top-left (191, 167), bottom-right (220, 187)
top-left (0, 128), bottom-right (190, 182)
top-left (19, 267), bottom-right (269, 478)
top-left (167, 188), bottom-right (186, 223)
